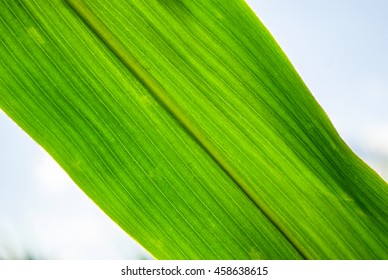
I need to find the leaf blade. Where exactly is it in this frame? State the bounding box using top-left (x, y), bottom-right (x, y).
top-left (1, 0), bottom-right (387, 259)
top-left (0, 0), bottom-right (304, 259)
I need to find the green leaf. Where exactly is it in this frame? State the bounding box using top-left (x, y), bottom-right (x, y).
top-left (0, 0), bottom-right (387, 259)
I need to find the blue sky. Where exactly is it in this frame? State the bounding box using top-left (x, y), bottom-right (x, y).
top-left (248, 0), bottom-right (388, 176)
top-left (1, 0), bottom-right (387, 259)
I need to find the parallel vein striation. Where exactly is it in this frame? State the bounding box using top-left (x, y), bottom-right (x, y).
top-left (0, 0), bottom-right (387, 259)
top-left (68, 0), bottom-right (387, 258)
top-left (64, 0), bottom-right (307, 257)
top-left (0, 0), bottom-right (303, 259)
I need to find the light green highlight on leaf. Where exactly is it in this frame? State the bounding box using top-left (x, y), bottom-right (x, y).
top-left (0, 0), bottom-right (387, 259)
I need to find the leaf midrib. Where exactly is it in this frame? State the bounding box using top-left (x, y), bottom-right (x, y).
top-left (65, 0), bottom-right (308, 259)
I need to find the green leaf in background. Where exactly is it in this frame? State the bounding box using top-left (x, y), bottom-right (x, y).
top-left (0, 0), bottom-right (387, 259)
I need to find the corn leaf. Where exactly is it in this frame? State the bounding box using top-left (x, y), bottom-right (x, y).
top-left (0, 0), bottom-right (387, 259)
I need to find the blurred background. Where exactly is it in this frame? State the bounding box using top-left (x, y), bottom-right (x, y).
top-left (0, 0), bottom-right (387, 259)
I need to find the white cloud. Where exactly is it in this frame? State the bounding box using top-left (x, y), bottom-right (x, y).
top-left (357, 123), bottom-right (388, 181)
top-left (33, 149), bottom-right (75, 193)
top-left (364, 124), bottom-right (388, 157)
top-left (25, 212), bottom-right (121, 259)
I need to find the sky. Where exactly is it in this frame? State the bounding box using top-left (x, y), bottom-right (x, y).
top-left (1, 0), bottom-right (387, 259)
